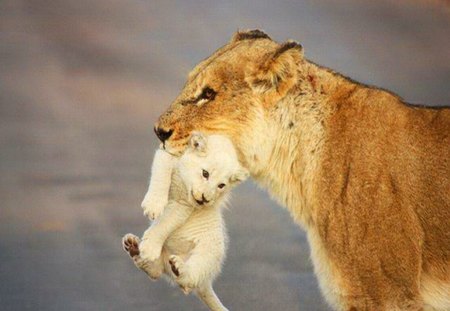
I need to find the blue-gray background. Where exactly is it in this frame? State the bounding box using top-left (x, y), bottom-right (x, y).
top-left (0, 0), bottom-right (449, 310)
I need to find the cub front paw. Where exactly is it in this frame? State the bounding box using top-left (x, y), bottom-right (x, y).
top-left (141, 194), bottom-right (167, 220)
top-left (122, 233), bottom-right (140, 258)
top-left (139, 238), bottom-right (162, 262)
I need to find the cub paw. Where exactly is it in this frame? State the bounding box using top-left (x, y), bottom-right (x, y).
top-left (139, 238), bottom-right (162, 262)
top-left (122, 233), bottom-right (140, 258)
top-left (141, 194), bottom-right (167, 220)
top-left (169, 255), bottom-right (194, 295)
top-left (169, 255), bottom-right (184, 277)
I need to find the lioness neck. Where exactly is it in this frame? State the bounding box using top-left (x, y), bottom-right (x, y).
top-left (239, 60), bottom-right (356, 227)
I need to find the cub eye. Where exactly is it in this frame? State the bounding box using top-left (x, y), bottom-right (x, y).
top-left (199, 87), bottom-right (216, 101)
top-left (202, 169), bottom-right (210, 179)
top-left (218, 183), bottom-right (226, 189)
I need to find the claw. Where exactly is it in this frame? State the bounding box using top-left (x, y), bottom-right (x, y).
top-left (169, 258), bottom-right (180, 277)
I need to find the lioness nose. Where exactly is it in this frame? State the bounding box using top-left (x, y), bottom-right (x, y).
top-left (154, 127), bottom-right (173, 143)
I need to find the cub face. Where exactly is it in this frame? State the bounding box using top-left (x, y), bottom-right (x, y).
top-left (154, 30), bottom-right (304, 156)
top-left (178, 133), bottom-right (248, 207)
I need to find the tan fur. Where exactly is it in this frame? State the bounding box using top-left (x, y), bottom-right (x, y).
top-left (154, 30), bottom-right (450, 311)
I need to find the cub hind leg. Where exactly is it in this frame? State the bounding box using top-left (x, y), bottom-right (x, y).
top-left (169, 254), bottom-right (228, 311)
top-left (122, 233), bottom-right (164, 280)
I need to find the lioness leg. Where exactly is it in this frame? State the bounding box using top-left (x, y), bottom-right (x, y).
top-left (313, 204), bottom-right (425, 311)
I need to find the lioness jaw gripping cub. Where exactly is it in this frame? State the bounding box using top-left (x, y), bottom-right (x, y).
top-left (153, 30), bottom-right (450, 311)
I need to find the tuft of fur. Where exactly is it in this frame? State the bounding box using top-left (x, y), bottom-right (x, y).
top-left (154, 30), bottom-right (450, 311)
top-left (123, 134), bottom-right (247, 311)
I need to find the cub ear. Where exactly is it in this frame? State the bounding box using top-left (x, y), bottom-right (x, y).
top-left (246, 40), bottom-right (303, 99)
top-left (230, 167), bottom-right (249, 184)
top-left (189, 132), bottom-right (207, 154)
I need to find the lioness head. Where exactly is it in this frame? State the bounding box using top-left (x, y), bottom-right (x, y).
top-left (155, 30), bottom-right (304, 156)
top-left (178, 132), bottom-right (248, 207)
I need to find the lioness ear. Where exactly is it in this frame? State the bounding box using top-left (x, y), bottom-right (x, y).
top-left (246, 40), bottom-right (303, 98)
top-left (230, 168), bottom-right (249, 184)
top-left (231, 29), bottom-right (271, 42)
top-left (189, 132), bottom-right (207, 154)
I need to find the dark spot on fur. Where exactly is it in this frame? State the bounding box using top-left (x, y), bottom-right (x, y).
top-left (252, 78), bottom-right (272, 90)
top-left (288, 121), bottom-right (294, 128)
top-left (274, 75), bottom-right (281, 88)
top-left (307, 75), bottom-right (317, 91)
top-left (389, 173), bottom-right (398, 194)
top-left (340, 163), bottom-right (351, 204)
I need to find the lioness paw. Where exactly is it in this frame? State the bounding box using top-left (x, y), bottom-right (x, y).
top-left (122, 233), bottom-right (140, 258)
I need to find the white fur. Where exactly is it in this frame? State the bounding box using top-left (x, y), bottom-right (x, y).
top-left (123, 134), bottom-right (248, 311)
top-left (421, 274), bottom-right (450, 311)
top-left (141, 149), bottom-right (176, 220)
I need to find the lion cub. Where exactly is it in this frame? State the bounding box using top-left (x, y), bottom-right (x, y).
top-left (122, 133), bottom-right (248, 311)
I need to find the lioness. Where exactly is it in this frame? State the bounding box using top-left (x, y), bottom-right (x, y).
top-left (152, 30), bottom-right (449, 310)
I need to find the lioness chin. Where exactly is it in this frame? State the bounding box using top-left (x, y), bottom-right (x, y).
top-left (153, 30), bottom-right (450, 311)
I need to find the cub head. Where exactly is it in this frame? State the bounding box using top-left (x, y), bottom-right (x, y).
top-left (178, 132), bottom-right (249, 207)
top-left (154, 30), bottom-right (304, 155)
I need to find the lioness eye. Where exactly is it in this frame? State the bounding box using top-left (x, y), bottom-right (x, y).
top-left (202, 169), bottom-right (210, 179)
top-left (218, 183), bottom-right (226, 189)
top-left (199, 87), bottom-right (216, 101)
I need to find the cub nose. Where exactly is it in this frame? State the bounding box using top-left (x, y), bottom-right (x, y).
top-left (195, 194), bottom-right (210, 206)
top-left (154, 127), bottom-right (173, 143)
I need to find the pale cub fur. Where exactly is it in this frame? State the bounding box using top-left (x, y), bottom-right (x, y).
top-left (122, 133), bottom-right (248, 311)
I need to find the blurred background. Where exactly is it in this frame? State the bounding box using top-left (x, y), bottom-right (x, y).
top-left (0, 0), bottom-right (449, 310)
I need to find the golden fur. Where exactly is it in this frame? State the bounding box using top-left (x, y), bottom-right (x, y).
top-left (154, 30), bottom-right (450, 311)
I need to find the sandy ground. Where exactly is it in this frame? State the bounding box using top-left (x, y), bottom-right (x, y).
top-left (0, 0), bottom-right (448, 310)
